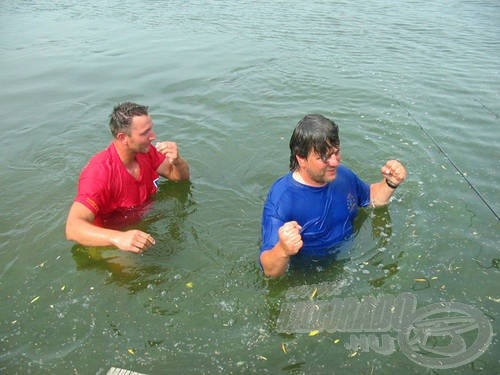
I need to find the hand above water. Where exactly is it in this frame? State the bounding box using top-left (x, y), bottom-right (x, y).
top-left (381, 159), bottom-right (407, 188)
top-left (112, 229), bottom-right (156, 253)
top-left (278, 221), bottom-right (303, 256)
top-left (155, 141), bottom-right (180, 164)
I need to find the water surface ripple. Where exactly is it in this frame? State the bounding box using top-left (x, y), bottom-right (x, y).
top-left (1, 1), bottom-right (498, 374)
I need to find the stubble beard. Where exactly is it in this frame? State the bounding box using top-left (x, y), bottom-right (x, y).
top-left (307, 167), bottom-right (337, 186)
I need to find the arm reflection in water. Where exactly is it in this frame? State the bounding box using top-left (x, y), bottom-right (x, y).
top-left (71, 180), bottom-right (194, 292)
top-left (263, 207), bottom-right (398, 333)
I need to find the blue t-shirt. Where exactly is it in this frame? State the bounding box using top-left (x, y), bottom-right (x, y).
top-left (260, 165), bottom-right (370, 258)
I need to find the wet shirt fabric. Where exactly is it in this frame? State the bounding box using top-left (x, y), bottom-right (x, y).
top-left (260, 165), bottom-right (370, 258)
top-left (74, 143), bottom-right (165, 227)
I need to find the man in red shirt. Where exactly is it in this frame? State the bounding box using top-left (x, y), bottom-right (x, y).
top-left (66, 102), bottom-right (190, 253)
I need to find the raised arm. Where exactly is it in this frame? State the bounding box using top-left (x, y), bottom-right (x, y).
top-left (65, 202), bottom-right (155, 253)
top-left (370, 160), bottom-right (407, 207)
top-left (155, 141), bottom-right (190, 181)
top-left (260, 221), bottom-right (303, 278)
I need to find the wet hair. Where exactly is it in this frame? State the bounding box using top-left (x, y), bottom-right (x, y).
top-left (109, 102), bottom-right (149, 137)
top-left (289, 114), bottom-right (340, 171)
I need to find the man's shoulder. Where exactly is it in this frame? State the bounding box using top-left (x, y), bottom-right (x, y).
top-left (269, 172), bottom-right (293, 191)
top-left (267, 173), bottom-right (302, 205)
top-left (337, 164), bottom-right (352, 174)
top-left (335, 165), bottom-right (369, 197)
top-left (81, 145), bottom-right (117, 175)
top-left (337, 165), bottom-right (359, 181)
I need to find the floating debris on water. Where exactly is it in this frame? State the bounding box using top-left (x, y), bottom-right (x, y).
top-left (30, 296), bottom-right (40, 304)
top-left (310, 287), bottom-right (318, 300)
top-left (412, 277), bottom-right (430, 290)
top-left (414, 278), bottom-right (428, 282)
top-left (308, 330), bottom-right (319, 336)
top-left (281, 343), bottom-right (287, 353)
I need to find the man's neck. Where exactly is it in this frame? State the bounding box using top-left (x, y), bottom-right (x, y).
top-left (292, 169), bottom-right (327, 188)
top-left (113, 140), bottom-right (136, 167)
top-left (292, 170), bottom-right (306, 184)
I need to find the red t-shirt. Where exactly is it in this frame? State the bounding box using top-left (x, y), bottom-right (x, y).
top-left (74, 144), bottom-right (166, 227)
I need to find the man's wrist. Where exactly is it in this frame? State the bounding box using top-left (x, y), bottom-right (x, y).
top-left (385, 179), bottom-right (399, 189)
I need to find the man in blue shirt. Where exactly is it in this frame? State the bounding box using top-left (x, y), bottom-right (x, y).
top-left (260, 114), bottom-right (407, 277)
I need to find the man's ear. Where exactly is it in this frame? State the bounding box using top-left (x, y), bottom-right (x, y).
top-left (116, 132), bottom-right (128, 143)
top-left (296, 154), bottom-right (307, 168)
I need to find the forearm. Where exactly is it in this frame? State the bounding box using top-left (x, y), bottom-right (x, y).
top-left (370, 159), bottom-right (407, 207)
top-left (168, 157), bottom-right (190, 181)
top-left (370, 179), bottom-right (396, 207)
top-left (66, 218), bottom-right (121, 248)
top-left (260, 245), bottom-right (290, 278)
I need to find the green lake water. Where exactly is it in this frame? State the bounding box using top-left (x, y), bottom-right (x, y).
top-left (1, 1), bottom-right (499, 374)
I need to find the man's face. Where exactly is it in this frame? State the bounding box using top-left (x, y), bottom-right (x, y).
top-left (297, 146), bottom-right (341, 186)
top-left (126, 115), bottom-right (156, 153)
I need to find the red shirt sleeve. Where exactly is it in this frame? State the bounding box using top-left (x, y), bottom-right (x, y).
top-left (74, 152), bottom-right (111, 216)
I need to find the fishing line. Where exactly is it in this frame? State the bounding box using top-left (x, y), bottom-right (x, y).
top-left (403, 106), bottom-right (499, 221)
top-left (473, 97), bottom-right (499, 119)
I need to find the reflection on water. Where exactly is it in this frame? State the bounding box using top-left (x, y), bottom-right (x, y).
top-left (2, 0), bottom-right (499, 372)
top-left (274, 206), bottom-right (393, 281)
top-left (261, 208), bottom-right (403, 375)
top-left (264, 206), bottom-right (398, 334)
top-left (70, 180), bottom-right (194, 292)
top-left (70, 245), bottom-right (166, 293)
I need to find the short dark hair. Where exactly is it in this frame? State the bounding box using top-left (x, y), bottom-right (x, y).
top-left (109, 102), bottom-right (149, 137)
top-left (289, 114), bottom-right (340, 171)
